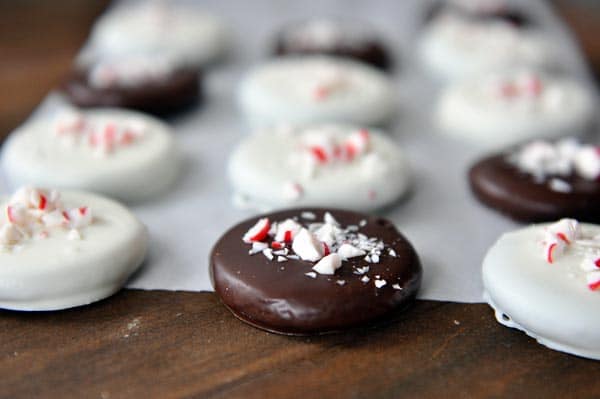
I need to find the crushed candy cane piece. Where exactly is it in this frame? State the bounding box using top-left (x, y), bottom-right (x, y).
top-left (547, 219), bottom-right (580, 245)
top-left (249, 241), bottom-right (268, 255)
top-left (337, 243), bottom-right (366, 260)
top-left (262, 248), bottom-right (274, 260)
top-left (305, 271), bottom-right (317, 279)
top-left (336, 280), bottom-right (346, 286)
top-left (361, 275), bottom-right (370, 283)
top-left (292, 228), bottom-right (325, 262)
top-left (586, 271), bottom-right (600, 291)
top-left (354, 266), bottom-right (369, 275)
top-left (580, 256), bottom-right (600, 272)
top-left (324, 212), bottom-right (339, 226)
top-left (374, 279), bottom-right (387, 288)
top-left (511, 139), bottom-right (600, 182)
top-left (574, 146), bottom-right (600, 180)
top-left (312, 253), bottom-right (342, 275)
top-left (274, 219), bottom-right (302, 242)
top-left (392, 283), bottom-right (402, 290)
top-left (301, 211), bottom-right (316, 220)
top-left (242, 218), bottom-right (270, 243)
top-left (1, 187), bottom-right (94, 248)
top-left (548, 178), bottom-right (572, 193)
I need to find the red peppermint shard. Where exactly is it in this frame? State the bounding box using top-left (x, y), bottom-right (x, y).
top-left (242, 218), bottom-right (270, 243)
top-left (556, 232), bottom-right (570, 244)
top-left (310, 146), bottom-right (328, 163)
top-left (271, 241), bottom-right (284, 250)
top-left (588, 280), bottom-right (600, 291)
top-left (547, 243), bottom-right (557, 264)
top-left (38, 194), bottom-right (47, 211)
top-left (323, 242), bottom-right (330, 256)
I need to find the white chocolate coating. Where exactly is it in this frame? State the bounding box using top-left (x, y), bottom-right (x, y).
top-left (419, 13), bottom-right (556, 79)
top-left (1, 109), bottom-right (179, 203)
top-left (0, 190), bottom-right (147, 311)
top-left (228, 125), bottom-right (410, 211)
top-left (482, 223), bottom-right (600, 360)
top-left (436, 71), bottom-right (595, 148)
top-left (89, 2), bottom-right (229, 67)
top-left (281, 18), bottom-right (376, 50)
top-left (238, 57), bottom-right (395, 128)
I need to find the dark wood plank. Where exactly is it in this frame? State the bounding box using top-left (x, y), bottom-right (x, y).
top-left (1, 291), bottom-right (599, 399)
top-left (0, 0), bottom-right (110, 138)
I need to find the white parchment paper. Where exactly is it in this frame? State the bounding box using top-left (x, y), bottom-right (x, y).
top-left (6, 0), bottom-right (598, 303)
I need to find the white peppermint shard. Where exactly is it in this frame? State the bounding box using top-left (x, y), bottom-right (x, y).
top-left (312, 253), bottom-right (342, 275)
top-left (337, 243), bottom-right (366, 260)
top-left (547, 218), bottom-right (580, 244)
top-left (274, 218), bottom-right (302, 242)
top-left (574, 147), bottom-right (600, 180)
top-left (292, 228), bottom-right (324, 262)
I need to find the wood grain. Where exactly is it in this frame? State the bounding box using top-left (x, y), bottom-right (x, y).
top-left (1, 291), bottom-right (600, 399)
top-left (1, 2), bottom-right (600, 398)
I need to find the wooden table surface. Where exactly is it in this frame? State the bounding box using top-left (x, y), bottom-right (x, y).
top-left (1, 2), bottom-right (600, 398)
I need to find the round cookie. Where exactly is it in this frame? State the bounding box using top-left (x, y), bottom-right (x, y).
top-left (62, 55), bottom-right (201, 115)
top-left (210, 208), bottom-right (422, 335)
top-left (0, 186), bottom-right (147, 311)
top-left (437, 71), bottom-right (595, 148)
top-left (238, 56), bottom-right (395, 128)
top-left (483, 218), bottom-right (600, 360)
top-left (419, 11), bottom-right (555, 80)
top-left (469, 139), bottom-right (600, 222)
top-left (425, 0), bottom-right (532, 28)
top-left (88, 1), bottom-right (229, 67)
top-left (1, 108), bottom-right (179, 202)
top-left (228, 124), bottom-right (410, 211)
top-left (273, 18), bottom-right (393, 71)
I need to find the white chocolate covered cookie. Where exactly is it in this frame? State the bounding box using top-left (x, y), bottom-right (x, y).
top-left (483, 219), bottom-right (600, 359)
top-left (419, 12), bottom-right (557, 80)
top-left (436, 71), bottom-right (595, 148)
top-left (238, 56), bottom-right (395, 128)
top-left (1, 108), bottom-right (179, 202)
top-left (228, 124), bottom-right (410, 211)
top-left (0, 187), bottom-right (147, 311)
top-left (89, 1), bottom-right (229, 67)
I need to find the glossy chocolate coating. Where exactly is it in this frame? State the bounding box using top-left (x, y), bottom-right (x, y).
top-left (469, 154), bottom-right (600, 223)
top-left (273, 23), bottom-right (393, 71)
top-left (61, 67), bottom-right (201, 116)
top-left (210, 208), bottom-right (422, 335)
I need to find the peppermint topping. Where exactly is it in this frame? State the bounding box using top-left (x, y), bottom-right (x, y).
top-left (284, 19), bottom-right (369, 50)
top-left (292, 228), bottom-right (325, 261)
top-left (0, 187), bottom-right (93, 249)
top-left (541, 218), bottom-right (600, 291)
top-left (243, 211), bottom-right (397, 288)
top-left (242, 218), bottom-right (270, 243)
top-left (88, 56), bottom-right (176, 89)
top-left (306, 63), bottom-right (348, 101)
top-left (374, 279), bottom-right (387, 288)
top-left (491, 72), bottom-right (544, 99)
top-left (312, 253), bottom-right (342, 275)
top-left (288, 126), bottom-right (376, 181)
top-left (509, 138), bottom-right (600, 185)
top-left (54, 110), bottom-right (146, 156)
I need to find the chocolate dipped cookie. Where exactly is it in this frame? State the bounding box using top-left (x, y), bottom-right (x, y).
top-left (469, 139), bottom-right (600, 222)
top-left (210, 208), bottom-right (422, 335)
